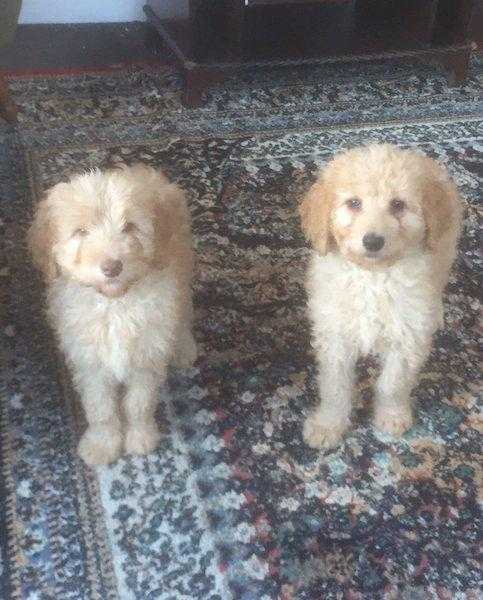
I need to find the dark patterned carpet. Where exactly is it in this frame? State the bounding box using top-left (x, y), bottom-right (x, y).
top-left (1, 58), bottom-right (482, 599)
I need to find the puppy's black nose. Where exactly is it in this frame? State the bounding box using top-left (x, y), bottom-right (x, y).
top-left (362, 233), bottom-right (385, 252)
top-left (101, 259), bottom-right (123, 278)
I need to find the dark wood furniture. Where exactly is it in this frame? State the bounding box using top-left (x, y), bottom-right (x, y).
top-left (145, 0), bottom-right (477, 107)
top-left (0, 73), bottom-right (17, 123)
top-left (0, 0), bottom-right (21, 123)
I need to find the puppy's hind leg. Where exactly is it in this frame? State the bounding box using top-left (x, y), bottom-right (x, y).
top-left (123, 368), bottom-right (163, 456)
top-left (76, 370), bottom-right (123, 466)
top-left (304, 340), bottom-right (356, 450)
top-left (171, 296), bottom-right (197, 369)
top-left (374, 341), bottom-right (430, 437)
top-left (171, 325), bottom-right (197, 369)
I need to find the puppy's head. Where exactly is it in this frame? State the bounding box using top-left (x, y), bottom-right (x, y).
top-left (299, 144), bottom-right (460, 269)
top-left (28, 164), bottom-right (186, 297)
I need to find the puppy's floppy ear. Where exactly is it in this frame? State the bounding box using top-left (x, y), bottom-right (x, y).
top-left (299, 175), bottom-right (333, 255)
top-left (27, 189), bottom-right (61, 282)
top-left (420, 158), bottom-right (462, 251)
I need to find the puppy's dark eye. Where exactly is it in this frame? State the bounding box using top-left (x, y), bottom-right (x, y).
top-left (390, 198), bottom-right (406, 213)
top-left (346, 198), bottom-right (362, 210)
top-left (73, 228), bottom-right (88, 238)
top-left (122, 222), bottom-right (136, 234)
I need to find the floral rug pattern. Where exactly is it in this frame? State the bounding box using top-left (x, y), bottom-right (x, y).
top-left (0, 57), bottom-right (482, 599)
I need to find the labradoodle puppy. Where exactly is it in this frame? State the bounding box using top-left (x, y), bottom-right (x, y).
top-left (28, 164), bottom-right (197, 466)
top-left (299, 144), bottom-right (462, 449)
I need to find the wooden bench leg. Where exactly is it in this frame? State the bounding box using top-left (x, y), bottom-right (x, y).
top-left (183, 66), bottom-right (210, 108)
top-left (0, 73), bottom-right (17, 123)
top-left (183, 65), bottom-right (224, 108)
top-left (444, 48), bottom-right (472, 86)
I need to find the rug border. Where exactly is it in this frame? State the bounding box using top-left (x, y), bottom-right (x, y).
top-left (0, 382), bottom-right (23, 600)
top-left (21, 149), bottom-right (121, 600)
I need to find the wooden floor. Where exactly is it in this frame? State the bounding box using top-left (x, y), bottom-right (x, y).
top-left (0, 22), bottom-right (165, 73)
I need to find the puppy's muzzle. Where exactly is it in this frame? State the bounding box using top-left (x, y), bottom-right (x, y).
top-left (101, 259), bottom-right (123, 278)
top-left (362, 233), bottom-right (385, 253)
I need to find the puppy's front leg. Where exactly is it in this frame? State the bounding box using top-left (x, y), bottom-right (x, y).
top-left (171, 325), bottom-right (197, 369)
top-left (123, 369), bottom-right (163, 455)
top-left (171, 296), bottom-right (197, 369)
top-left (76, 372), bottom-right (122, 466)
top-left (304, 341), bottom-right (357, 450)
top-left (374, 342), bottom-right (430, 437)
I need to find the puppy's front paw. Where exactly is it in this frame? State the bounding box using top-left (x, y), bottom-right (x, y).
top-left (125, 424), bottom-right (161, 455)
top-left (374, 407), bottom-right (413, 437)
top-left (303, 412), bottom-right (348, 450)
top-left (78, 426), bottom-right (122, 466)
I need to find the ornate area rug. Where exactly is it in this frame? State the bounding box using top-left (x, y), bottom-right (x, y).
top-left (1, 58), bottom-right (482, 599)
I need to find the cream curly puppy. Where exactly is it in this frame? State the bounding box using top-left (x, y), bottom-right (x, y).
top-left (299, 144), bottom-right (462, 449)
top-left (28, 164), bottom-right (197, 466)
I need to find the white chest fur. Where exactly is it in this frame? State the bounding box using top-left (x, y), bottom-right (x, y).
top-left (307, 253), bottom-right (442, 356)
top-left (48, 270), bottom-right (178, 381)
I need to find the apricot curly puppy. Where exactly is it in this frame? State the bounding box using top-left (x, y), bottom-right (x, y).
top-left (28, 164), bottom-right (197, 466)
top-left (299, 144), bottom-right (462, 449)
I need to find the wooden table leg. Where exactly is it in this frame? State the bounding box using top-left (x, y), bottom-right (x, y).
top-left (183, 65), bottom-right (223, 108)
top-left (0, 73), bottom-right (18, 123)
top-left (183, 65), bottom-right (210, 108)
top-left (444, 47), bottom-right (472, 86)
